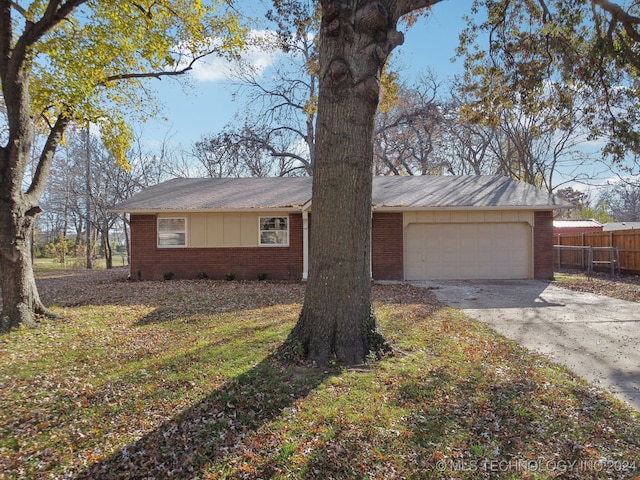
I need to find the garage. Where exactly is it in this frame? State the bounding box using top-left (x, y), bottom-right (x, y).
top-left (404, 222), bottom-right (532, 280)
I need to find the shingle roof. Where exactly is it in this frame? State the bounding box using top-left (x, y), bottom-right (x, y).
top-left (112, 175), bottom-right (570, 212)
top-left (371, 175), bottom-right (567, 209)
top-left (112, 177), bottom-right (312, 211)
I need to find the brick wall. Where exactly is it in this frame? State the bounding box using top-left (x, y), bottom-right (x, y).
top-left (129, 213), bottom-right (304, 281)
top-left (534, 210), bottom-right (554, 279)
top-left (130, 210), bottom-right (551, 281)
top-left (371, 212), bottom-right (404, 280)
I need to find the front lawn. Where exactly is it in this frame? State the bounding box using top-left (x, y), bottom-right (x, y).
top-left (1, 268), bottom-right (638, 479)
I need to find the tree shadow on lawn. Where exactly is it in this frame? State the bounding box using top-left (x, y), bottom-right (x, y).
top-left (286, 364), bottom-right (640, 479)
top-left (75, 354), bottom-right (337, 479)
top-left (192, 350), bottom-right (640, 479)
top-left (395, 364), bottom-right (640, 478)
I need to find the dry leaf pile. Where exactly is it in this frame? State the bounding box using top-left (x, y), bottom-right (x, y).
top-left (554, 270), bottom-right (640, 303)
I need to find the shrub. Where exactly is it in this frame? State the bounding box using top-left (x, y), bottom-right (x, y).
top-left (163, 272), bottom-right (174, 280)
top-left (225, 272), bottom-right (236, 281)
top-left (257, 272), bottom-right (267, 281)
top-left (196, 272), bottom-right (208, 280)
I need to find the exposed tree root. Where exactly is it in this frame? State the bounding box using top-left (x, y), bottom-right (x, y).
top-left (277, 313), bottom-right (393, 366)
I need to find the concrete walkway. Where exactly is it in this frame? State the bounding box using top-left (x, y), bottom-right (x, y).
top-left (412, 280), bottom-right (640, 411)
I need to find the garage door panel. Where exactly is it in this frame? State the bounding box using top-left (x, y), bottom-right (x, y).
top-left (405, 223), bottom-right (531, 280)
top-left (458, 236), bottom-right (477, 252)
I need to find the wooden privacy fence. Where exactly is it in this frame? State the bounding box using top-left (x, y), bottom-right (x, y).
top-left (554, 230), bottom-right (640, 275)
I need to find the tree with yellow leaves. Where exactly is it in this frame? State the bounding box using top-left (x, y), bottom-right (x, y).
top-left (0, 0), bottom-right (245, 329)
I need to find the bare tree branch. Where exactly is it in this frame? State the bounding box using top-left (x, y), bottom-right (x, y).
top-left (592, 0), bottom-right (640, 42)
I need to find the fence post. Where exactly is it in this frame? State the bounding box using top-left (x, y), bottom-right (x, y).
top-left (610, 246), bottom-right (615, 276)
top-left (558, 234), bottom-right (562, 269)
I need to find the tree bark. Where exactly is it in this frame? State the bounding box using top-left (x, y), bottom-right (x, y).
top-left (102, 227), bottom-right (113, 269)
top-left (1, 11), bottom-right (69, 328)
top-left (282, 0), bottom-right (424, 365)
top-left (85, 127), bottom-right (93, 270)
top-left (0, 196), bottom-right (51, 329)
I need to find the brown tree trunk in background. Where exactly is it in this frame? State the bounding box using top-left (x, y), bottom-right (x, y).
top-left (85, 126), bottom-right (93, 270)
top-left (102, 228), bottom-right (113, 269)
top-left (283, 0), bottom-right (420, 365)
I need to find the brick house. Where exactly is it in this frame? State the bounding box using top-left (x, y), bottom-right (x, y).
top-left (112, 176), bottom-right (568, 281)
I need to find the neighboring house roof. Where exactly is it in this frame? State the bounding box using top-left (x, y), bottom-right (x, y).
top-left (113, 175), bottom-right (570, 213)
top-left (603, 222), bottom-right (640, 231)
top-left (554, 219), bottom-right (603, 229)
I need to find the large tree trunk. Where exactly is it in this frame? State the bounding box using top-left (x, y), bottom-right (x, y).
top-left (0, 196), bottom-right (51, 329)
top-left (1, 44), bottom-right (69, 329)
top-left (284, 0), bottom-right (408, 365)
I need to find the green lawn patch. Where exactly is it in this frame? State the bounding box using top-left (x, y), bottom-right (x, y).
top-left (0, 270), bottom-right (638, 479)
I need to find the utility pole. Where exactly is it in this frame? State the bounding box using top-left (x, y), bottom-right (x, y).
top-left (85, 125), bottom-right (93, 269)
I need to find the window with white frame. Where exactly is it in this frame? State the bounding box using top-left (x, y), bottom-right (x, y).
top-left (259, 216), bottom-right (289, 246)
top-left (157, 217), bottom-right (187, 247)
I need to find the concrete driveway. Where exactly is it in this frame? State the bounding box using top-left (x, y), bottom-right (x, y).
top-left (412, 280), bottom-right (640, 411)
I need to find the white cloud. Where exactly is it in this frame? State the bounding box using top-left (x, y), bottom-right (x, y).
top-left (176, 30), bottom-right (281, 83)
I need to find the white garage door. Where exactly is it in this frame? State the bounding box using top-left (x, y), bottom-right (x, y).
top-left (405, 223), bottom-right (532, 280)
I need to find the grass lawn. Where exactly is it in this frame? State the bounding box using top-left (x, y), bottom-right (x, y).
top-left (1, 268), bottom-right (639, 479)
top-left (32, 257), bottom-right (128, 279)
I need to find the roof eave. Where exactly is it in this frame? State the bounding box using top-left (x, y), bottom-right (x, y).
top-left (373, 205), bottom-right (566, 211)
top-left (115, 204), bottom-right (567, 214)
top-left (110, 206), bottom-right (305, 214)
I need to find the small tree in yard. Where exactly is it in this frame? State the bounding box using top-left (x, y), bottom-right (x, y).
top-left (0, 0), bottom-right (244, 329)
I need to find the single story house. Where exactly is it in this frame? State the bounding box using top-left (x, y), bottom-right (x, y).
top-left (112, 175), bottom-right (569, 281)
top-left (553, 219), bottom-right (604, 235)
